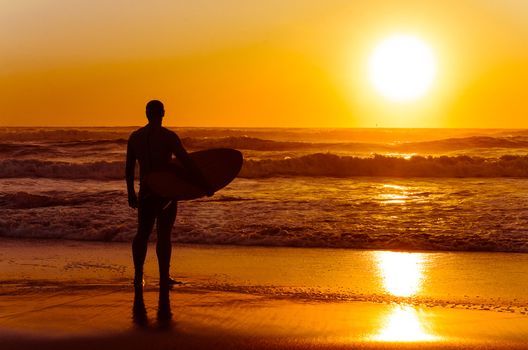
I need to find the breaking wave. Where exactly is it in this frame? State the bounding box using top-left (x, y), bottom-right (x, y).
top-left (4, 154), bottom-right (528, 179)
top-left (241, 154), bottom-right (528, 178)
top-left (0, 159), bottom-right (124, 179)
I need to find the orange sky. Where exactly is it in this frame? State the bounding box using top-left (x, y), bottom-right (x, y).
top-left (1, 0), bottom-right (527, 127)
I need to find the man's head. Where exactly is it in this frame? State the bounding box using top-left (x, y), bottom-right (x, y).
top-left (146, 100), bottom-right (165, 123)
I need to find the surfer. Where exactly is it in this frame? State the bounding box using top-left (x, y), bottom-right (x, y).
top-left (126, 100), bottom-right (214, 287)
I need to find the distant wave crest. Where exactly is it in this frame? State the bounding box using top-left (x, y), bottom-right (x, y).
top-left (184, 135), bottom-right (528, 152)
top-left (3, 134), bottom-right (528, 160)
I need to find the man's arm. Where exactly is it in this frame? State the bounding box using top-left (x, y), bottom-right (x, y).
top-left (125, 136), bottom-right (138, 208)
top-left (170, 134), bottom-right (214, 197)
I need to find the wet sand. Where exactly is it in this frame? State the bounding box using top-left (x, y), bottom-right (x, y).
top-left (1, 238), bottom-right (527, 349)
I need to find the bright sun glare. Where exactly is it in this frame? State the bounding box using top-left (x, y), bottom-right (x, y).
top-left (368, 34), bottom-right (437, 102)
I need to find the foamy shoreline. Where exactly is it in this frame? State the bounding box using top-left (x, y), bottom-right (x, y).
top-left (3, 176), bottom-right (528, 253)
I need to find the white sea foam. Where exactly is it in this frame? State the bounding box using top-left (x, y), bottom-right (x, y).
top-left (1, 177), bottom-right (527, 252)
top-left (3, 154), bottom-right (528, 180)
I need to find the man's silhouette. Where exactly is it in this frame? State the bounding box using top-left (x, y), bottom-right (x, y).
top-left (126, 100), bottom-right (213, 287)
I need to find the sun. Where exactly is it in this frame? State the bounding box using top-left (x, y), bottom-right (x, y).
top-left (368, 34), bottom-right (437, 102)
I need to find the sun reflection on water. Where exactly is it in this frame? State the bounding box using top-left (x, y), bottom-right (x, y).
top-left (380, 184), bottom-right (408, 204)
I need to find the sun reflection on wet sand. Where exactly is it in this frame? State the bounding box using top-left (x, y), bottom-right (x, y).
top-left (372, 251), bottom-right (439, 342)
top-left (376, 251), bottom-right (425, 297)
top-left (373, 305), bottom-right (439, 342)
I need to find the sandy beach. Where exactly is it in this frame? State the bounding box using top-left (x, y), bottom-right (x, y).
top-left (1, 238), bottom-right (527, 349)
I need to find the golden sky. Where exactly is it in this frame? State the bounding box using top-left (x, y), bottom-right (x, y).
top-left (1, 0), bottom-right (527, 127)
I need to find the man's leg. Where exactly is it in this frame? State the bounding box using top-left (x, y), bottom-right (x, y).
top-left (132, 198), bottom-right (156, 285)
top-left (156, 200), bottom-right (177, 283)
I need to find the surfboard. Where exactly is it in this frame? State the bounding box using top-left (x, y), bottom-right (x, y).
top-left (145, 148), bottom-right (243, 200)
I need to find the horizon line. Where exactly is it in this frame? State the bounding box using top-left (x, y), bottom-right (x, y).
top-left (1, 125), bottom-right (527, 130)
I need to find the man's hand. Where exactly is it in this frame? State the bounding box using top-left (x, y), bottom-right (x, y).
top-left (128, 192), bottom-right (138, 209)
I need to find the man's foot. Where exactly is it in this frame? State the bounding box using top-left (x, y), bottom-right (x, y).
top-left (160, 277), bottom-right (184, 286)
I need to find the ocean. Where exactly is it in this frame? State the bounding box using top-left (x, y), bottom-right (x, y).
top-left (1, 127), bottom-right (528, 252)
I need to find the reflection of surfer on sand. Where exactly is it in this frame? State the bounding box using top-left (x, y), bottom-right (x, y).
top-left (126, 100), bottom-right (214, 287)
